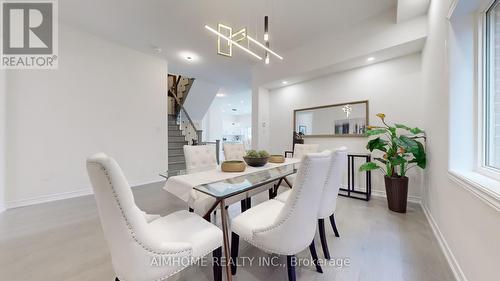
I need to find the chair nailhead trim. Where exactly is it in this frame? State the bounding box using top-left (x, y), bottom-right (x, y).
top-left (88, 162), bottom-right (220, 281)
top-left (242, 155), bottom-right (331, 256)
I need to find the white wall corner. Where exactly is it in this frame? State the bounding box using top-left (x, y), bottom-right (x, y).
top-left (421, 203), bottom-right (468, 281)
top-left (397, 0), bottom-right (431, 23)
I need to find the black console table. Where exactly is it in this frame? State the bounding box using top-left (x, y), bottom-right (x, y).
top-left (339, 153), bottom-right (372, 201)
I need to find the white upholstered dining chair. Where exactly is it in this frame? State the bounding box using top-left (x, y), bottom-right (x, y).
top-left (222, 143), bottom-right (246, 161)
top-left (292, 143), bottom-right (320, 159)
top-left (86, 153), bottom-right (223, 281)
top-left (184, 145), bottom-right (248, 217)
top-left (280, 143), bottom-right (320, 189)
top-left (230, 152), bottom-right (332, 281)
top-left (222, 142), bottom-right (276, 207)
top-left (276, 147), bottom-right (347, 259)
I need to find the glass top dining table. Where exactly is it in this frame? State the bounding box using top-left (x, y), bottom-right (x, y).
top-left (160, 161), bottom-right (298, 200)
top-left (160, 161), bottom-right (298, 281)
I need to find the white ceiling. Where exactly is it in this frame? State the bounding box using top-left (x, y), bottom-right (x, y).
top-left (213, 90), bottom-right (252, 116)
top-left (60, 0), bottom-right (397, 93)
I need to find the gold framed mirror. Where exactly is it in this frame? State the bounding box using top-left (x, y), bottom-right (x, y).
top-left (293, 100), bottom-right (369, 137)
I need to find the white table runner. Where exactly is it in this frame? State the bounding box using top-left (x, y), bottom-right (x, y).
top-left (163, 158), bottom-right (301, 202)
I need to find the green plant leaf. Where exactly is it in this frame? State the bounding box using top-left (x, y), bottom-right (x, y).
top-left (374, 157), bottom-right (387, 164)
top-left (410, 127), bottom-right (424, 134)
top-left (395, 123), bottom-right (425, 135)
top-left (366, 137), bottom-right (388, 152)
top-left (366, 129), bottom-right (387, 136)
top-left (395, 123), bottom-right (411, 131)
top-left (394, 135), bottom-right (419, 153)
top-left (388, 127), bottom-right (396, 135)
top-left (389, 155), bottom-right (407, 166)
top-left (410, 141), bottom-right (426, 169)
top-left (359, 162), bottom-right (380, 172)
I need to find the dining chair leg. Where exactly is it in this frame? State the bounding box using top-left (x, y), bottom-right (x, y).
top-left (318, 219), bottom-right (331, 260)
top-left (203, 213), bottom-right (211, 222)
top-left (268, 188), bottom-right (274, 199)
top-left (240, 200), bottom-right (247, 212)
top-left (286, 255), bottom-right (297, 281)
top-left (230, 232), bottom-right (239, 275)
top-left (246, 197), bottom-right (251, 209)
top-left (309, 239), bottom-right (323, 273)
top-left (329, 214), bottom-right (340, 237)
top-left (115, 278), bottom-right (120, 281)
top-left (212, 247), bottom-right (223, 281)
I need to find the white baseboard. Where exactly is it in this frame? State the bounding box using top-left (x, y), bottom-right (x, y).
top-left (130, 178), bottom-right (165, 188)
top-left (421, 203), bottom-right (468, 281)
top-left (5, 188), bottom-right (94, 209)
top-left (371, 189), bottom-right (422, 204)
top-left (5, 178), bottom-right (164, 210)
top-left (370, 189), bottom-right (467, 281)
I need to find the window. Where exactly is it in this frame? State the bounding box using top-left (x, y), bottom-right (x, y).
top-left (484, 0), bottom-right (500, 170)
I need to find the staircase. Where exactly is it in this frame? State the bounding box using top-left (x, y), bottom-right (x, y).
top-left (168, 114), bottom-right (187, 172)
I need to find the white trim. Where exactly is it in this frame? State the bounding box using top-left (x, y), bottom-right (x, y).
top-left (421, 203), bottom-right (468, 281)
top-left (5, 188), bottom-right (93, 209)
top-left (448, 170), bottom-right (500, 211)
top-left (371, 189), bottom-right (422, 204)
top-left (476, 7), bottom-right (486, 174)
top-left (4, 178), bottom-right (164, 210)
top-left (0, 203), bottom-right (5, 213)
top-left (447, 0), bottom-right (459, 20)
top-left (129, 177), bottom-right (165, 188)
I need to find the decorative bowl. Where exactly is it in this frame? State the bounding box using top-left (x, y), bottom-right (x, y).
top-left (243, 156), bottom-right (269, 167)
top-left (269, 155), bottom-right (285, 163)
top-left (221, 160), bottom-right (246, 172)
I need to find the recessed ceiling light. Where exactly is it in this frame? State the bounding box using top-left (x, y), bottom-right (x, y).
top-left (179, 51), bottom-right (198, 62)
top-left (216, 93), bottom-right (226, 97)
top-left (367, 57), bottom-right (375, 62)
top-left (282, 81), bottom-right (288, 85)
top-left (152, 46), bottom-right (162, 54)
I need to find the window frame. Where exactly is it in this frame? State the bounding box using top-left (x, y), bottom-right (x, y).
top-left (477, 0), bottom-right (500, 181)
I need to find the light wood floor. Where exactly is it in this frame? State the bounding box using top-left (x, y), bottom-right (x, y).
top-left (0, 182), bottom-right (455, 281)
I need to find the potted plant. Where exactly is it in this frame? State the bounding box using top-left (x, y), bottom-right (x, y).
top-left (243, 150), bottom-right (270, 167)
top-left (359, 113), bottom-right (426, 213)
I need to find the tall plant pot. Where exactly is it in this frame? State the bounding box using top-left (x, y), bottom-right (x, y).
top-left (384, 176), bottom-right (409, 213)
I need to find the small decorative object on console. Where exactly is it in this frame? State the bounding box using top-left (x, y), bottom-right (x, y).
top-left (221, 160), bottom-right (246, 172)
top-left (269, 155), bottom-right (285, 163)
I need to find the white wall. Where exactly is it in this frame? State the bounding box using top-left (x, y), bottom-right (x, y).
top-left (267, 53), bottom-right (424, 199)
top-left (202, 97), bottom-right (252, 146)
top-left (421, 0), bottom-right (500, 280)
top-left (183, 79), bottom-right (220, 121)
top-left (0, 70), bottom-right (5, 212)
top-left (252, 87), bottom-right (270, 150)
top-left (251, 9), bottom-right (428, 148)
top-left (252, 9), bottom-right (427, 87)
top-left (5, 24), bottom-right (168, 207)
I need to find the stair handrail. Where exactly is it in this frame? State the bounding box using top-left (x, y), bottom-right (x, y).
top-left (203, 140), bottom-right (221, 164)
top-left (168, 88), bottom-right (202, 145)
